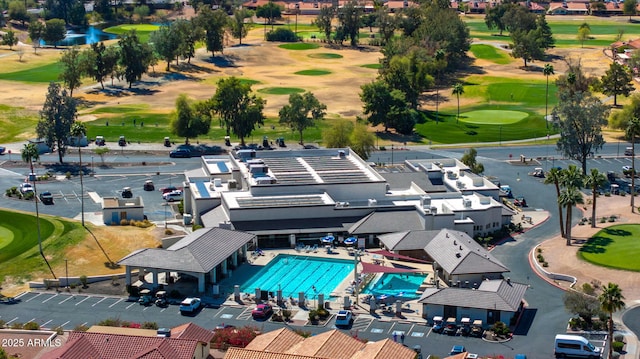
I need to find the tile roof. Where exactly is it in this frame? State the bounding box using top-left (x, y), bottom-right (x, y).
top-left (350, 338), bottom-right (417, 359)
top-left (118, 227), bottom-right (256, 273)
top-left (42, 331), bottom-right (198, 359)
top-left (285, 330), bottom-right (365, 359)
top-left (245, 328), bottom-right (305, 353)
top-left (424, 229), bottom-right (508, 275)
top-left (172, 322), bottom-right (215, 343)
top-left (348, 210), bottom-right (424, 235)
top-left (418, 279), bottom-right (527, 311)
top-left (225, 348), bottom-right (319, 359)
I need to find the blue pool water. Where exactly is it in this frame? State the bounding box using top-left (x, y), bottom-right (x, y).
top-left (240, 254), bottom-right (354, 299)
top-left (362, 273), bottom-right (427, 300)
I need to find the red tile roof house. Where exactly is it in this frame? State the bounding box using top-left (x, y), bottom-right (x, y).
top-left (42, 323), bottom-right (215, 359)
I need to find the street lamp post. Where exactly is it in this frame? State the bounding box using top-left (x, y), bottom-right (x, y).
top-left (295, 4), bottom-right (299, 37)
top-left (391, 144), bottom-right (394, 166)
top-left (65, 258), bottom-right (69, 288)
top-left (91, 156), bottom-right (94, 174)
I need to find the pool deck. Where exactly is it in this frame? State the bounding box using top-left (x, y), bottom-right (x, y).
top-left (218, 246), bottom-right (435, 326)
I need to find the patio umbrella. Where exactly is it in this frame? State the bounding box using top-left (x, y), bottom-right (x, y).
top-left (344, 237), bottom-right (357, 246)
top-left (320, 235), bottom-right (335, 244)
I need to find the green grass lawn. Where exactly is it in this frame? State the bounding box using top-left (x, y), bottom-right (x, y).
top-left (294, 69), bottom-right (332, 76)
top-left (0, 210), bottom-right (85, 284)
top-left (462, 75), bottom-right (557, 108)
top-left (103, 24), bottom-right (160, 43)
top-left (257, 87), bottom-right (305, 95)
top-left (361, 63), bottom-right (381, 69)
top-left (0, 104), bottom-right (39, 143)
top-left (308, 53), bottom-right (344, 59)
top-left (470, 44), bottom-right (512, 64)
top-left (278, 43), bottom-right (320, 50)
top-left (464, 17), bottom-right (640, 48)
top-left (578, 224), bottom-right (640, 271)
top-left (0, 62), bottom-right (62, 83)
top-left (460, 110), bottom-right (528, 124)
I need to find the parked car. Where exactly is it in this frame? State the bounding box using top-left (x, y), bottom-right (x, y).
top-left (121, 187), bottom-right (133, 198)
top-left (118, 135), bottom-right (126, 146)
top-left (179, 297), bottom-right (201, 315)
top-left (443, 317), bottom-right (458, 336)
top-left (0, 146), bottom-right (6, 154)
top-left (169, 149), bottom-right (191, 158)
top-left (143, 180), bottom-right (155, 191)
top-left (500, 185), bottom-right (513, 198)
top-left (514, 197), bottom-right (527, 207)
top-left (625, 146), bottom-right (634, 156)
top-left (161, 185), bottom-right (179, 194)
top-left (39, 191), bottom-right (54, 204)
top-left (214, 323), bottom-right (236, 331)
top-left (335, 310), bottom-right (353, 328)
top-left (163, 190), bottom-right (183, 202)
top-left (19, 183), bottom-right (33, 194)
top-left (432, 316), bottom-right (444, 333)
top-left (95, 136), bottom-right (105, 146)
top-left (251, 303), bottom-right (273, 319)
top-left (450, 345), bottom-right (466, 355)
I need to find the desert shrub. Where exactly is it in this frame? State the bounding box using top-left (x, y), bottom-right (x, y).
top-left (537, 247), bottom-right (542, 253)
top-left (10, 322), bottom-right (24, 329)
top-left (266, 28), bottom-right (299, 42)
top-left (54, 326), bottom-right (64, 335)
top-left (142, 322), bottom-right (158, 330)
top-left (582, 283), bottom-right (595, 296)
top-left (73, 324), bottom-right (89, 331)
top-left (611, 352), bottom-right (621, 359)
top-left (612, 341), bottom-right (625, 353)
top-left (491, 321), bottom-right (510, 336)
top-left (292, 328), bottom-right (312, 338)
top-left (120, 219), bottom-right (130, 225)
top-left (543, 262), bottom-right (549, 267)
top-left (79, 275), bottom-right (88, 288)
top-left (0, 319), bottom-right (5, 328)
top-left (97, 318), bottom-right (122, 327)
top-left (614, 333), bottom-right (625, 343)
top-left (164, 229), bottom-right (174, 235)
top-left (211, 325), bottom-right (259, 350)
top-left (316, 307), bottom-right (329, 319)
top-left (537, 254), bottom-right (545, 263)
top-left (271, 312), bottom-right (284, 322)
top-left (308, 309), bottom-right (319, 321)
top-left (24, 321), bottom-right (40, 330)
top-left (282, 309), bottom-right (292, 321)
top-left (65, 171), bottom-right (72, 179)
top-left (192, 224), bottom-right (203, 231)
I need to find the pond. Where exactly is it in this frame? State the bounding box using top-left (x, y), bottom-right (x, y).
top-left (41, 26), bottom-right (118, 47)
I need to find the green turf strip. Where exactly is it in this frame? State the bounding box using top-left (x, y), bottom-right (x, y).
top-left (459, 110), bottom-right (528, 125)
top-left (578, 224), bottom-right (640, 271)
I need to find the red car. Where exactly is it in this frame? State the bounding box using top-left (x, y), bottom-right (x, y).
top-left (251, 304), bottom-right (273, 319)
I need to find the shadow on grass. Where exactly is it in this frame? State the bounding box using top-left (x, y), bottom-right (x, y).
top-left (578, 235), bottom-right (612, 254)
top-left (604, 228), bottom-right (632, 237)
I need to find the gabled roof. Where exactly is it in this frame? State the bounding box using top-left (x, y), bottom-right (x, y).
top-left (348, 210), bottom-right (424, 235)
top-left (225, 348), bottom-right (320, 359)
top-left (350, 338), bottom-right (417, 359)
top-left (172, 322), bottom-right (215, 343)
top-left (377, 230), bottom-right (439, 251)
top-left (424, 229), bottom-right (508, 275)
top-left (245, 328), bottom-right (305, 353)
top-left (418, 279), bottom-right (527, 312)
top-left (43, 331), bottom-right (198, 359)
top-left (285, 330), bottom-right (365, 359)
top-left (118, 227), bottom-right (255, 273)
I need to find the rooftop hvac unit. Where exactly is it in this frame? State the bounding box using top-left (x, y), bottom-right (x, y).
top-left (157, 328), bottom-right (171, 338)
top-left (213, 178), bottom-right (222, 187)
top-left (228, 179), bottom-right (237, 189)
top-left (430, 206), bottom-right (438, 214)
top-left (463, 199), bottom-right (472, 208)
top-left (338, 150), bottom-right (346, 158)
top-left (255, 176), bottom-right (275, 185)
top-left (420, 195), bottom-right (431, 208)
top-left (368, 198), bottom-right (377, 207)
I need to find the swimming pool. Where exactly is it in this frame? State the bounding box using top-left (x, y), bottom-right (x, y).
top-left (362, 272), bottom-right (427, 300)
top-left (239, 254), bottom-right (354, 299)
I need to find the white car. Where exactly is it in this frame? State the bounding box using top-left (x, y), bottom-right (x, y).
top-left (179, 297), bottom-right (201, 315)
top-left (163, 190), bottom-right (183, 202)
top-left (335, 310), bottom-right (353, 327)
top-left (19, 183), bottom-right (34, 194)
top-left (623, 165), bottom-right (632, 172)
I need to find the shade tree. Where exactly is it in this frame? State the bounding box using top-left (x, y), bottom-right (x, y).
top-left (36, 82), bottom-right (78, 164)
top-left (170, 94), bottom-right (212, 145)
top-left (278, 92), bottom-right (327, 145)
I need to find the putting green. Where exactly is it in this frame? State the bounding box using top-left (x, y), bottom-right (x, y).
top-left (459, 110), bottom-right (528, 125)
top-left (0, 226), bottom-right (14, 250)
top-left (578, 224), bottom-right (640, 271)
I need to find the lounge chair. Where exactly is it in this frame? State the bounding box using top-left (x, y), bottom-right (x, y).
top-left (312, 244), bottom-right (318, 253)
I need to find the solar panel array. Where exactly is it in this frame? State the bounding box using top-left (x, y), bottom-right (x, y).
top-left (256, 155), bottom-right (373, 185)
top-left (236, 195), bottom-right (326, 208)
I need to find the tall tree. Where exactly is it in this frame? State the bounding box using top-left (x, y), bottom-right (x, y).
top-left (381, 50), bottom-right (433, 110)
top-left (599, 62), bottom-right (634, 107)
top-left (8, 1), bottom-right (29, 26)
top-left (170, 94), bottom-right (212, 144)
top-left (2, 30), bottom-right (18, 50)
top-left (626, 117), bottom-right (640, 212)
top-left (452, 83), bottom-right (464, 123)
top-left (558, 186), bottom-right (584, 246)
top-left (212, 77), bottom-right (266, 145)
top-left (337, 0), bottom-right (361, 47)
top-left (361, 80), bottom-right (404, 131)
top-left (545, 167), bottom-right (565, 238)
top-left (584, 168), bottom-right (607, 228)
top-left (256, 1), bottom-right (282, 25)
top-left (553, 92), bottom-right (609, 174)
top-left (37, 83), bottom-right (77, 163)
top-left (83, 42), bottom-right (116, 90)
top-left (278, 92), bottom-right (327, 145)
top-left (608, 94), bottom-right (640, 130)
top-left (349, 123), bottom-right (376, 160)
top-left (398, 6), bottom-right (423, 37)
top-left (599, 283), bottom-right (625, 359)
top-left (323, 120), bottom-right (353, 148)
top-left (59, 46), bottom-right (84, 97)
top-left (150, 24), bottom-right (181, 71)
top-left (230, 8), bottom-right (251, 45)
top-left (623, 0), bottom-right (637, 21)
top-left (461, 148), bottom-right (484, 174)
top-left (543, 64), bottom-right (554, 128)
top-left (503, 4), bottom-right (537, 34)
top-left (314, 6), bottom-right (335, 43)
top-left (577, 26), bottom-right (590, 48)
top-left (535, 13), bottom-right (555, 50)
top-left (510, 29), bottom-right (544, 67)
top-left (175, 19), bottom-right (203, 64)
top-left (416, 4), bottom-right (470, 70)
top-left (118, 30), bottom-right (153, 88)
top-left (375, 9), bottom-right (396, 46)
top-left (484, 2), bottom-right (512, 36)
top-left (43, 18), bottom-right (66, 48)
top-left (28, 21), bottom-right (45, 54)
top-left (196, 7), bottom-right (228, 56)
top-left (70, 122), bottom-right (86, 226)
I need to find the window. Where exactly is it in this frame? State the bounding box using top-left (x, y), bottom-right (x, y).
top-left (557, 342), bottom-right (581, 350)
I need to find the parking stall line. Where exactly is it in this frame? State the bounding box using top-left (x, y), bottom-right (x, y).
top-left (109, 298), bottom-right (123, 308)
top-left (59, 295), bottom-right (74, 304)
top-left (126, 302), bottom-right (137, 310)
top-left (42, 320), bottom-right (53, 328)
top-left (60, 321), bottom-right (70, 329)
top-left (6, 317), bottom-right (18, 325)
top-left (42, 294), bottom-right (59, 303)
top-left (14, 292), bottom-right (29, 299)
top-left (81, 322), bottom-right (88, 328)
top-left (26, 293), bottom-right (43, 302)
top-left (213, 307), bottom-right (226, 318)
top-left (75, 296), bottom-right (91, 306)
top-left (27, 317), bottom-right (36, 323)
top-left (160, 308), bottom-right (167, 312)
top-left (143, 306), bottom-right (151, 311)
top-left (92, 297), bottom-right (107, 307)
top-left (387, 322), bottom-right (397, 334)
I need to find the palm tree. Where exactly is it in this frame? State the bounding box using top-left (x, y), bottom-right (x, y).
top-left (599, 283), bottom-right (625, 359)
top-left (543, 64), bottom-right (554, 129)
top-left (70, 122), bottom-right (87, 226)
top-left (625, 117), bottom-right (640, 213)
top-left (452, 83), bottom-right (464, 123)
top-left (584, 168), bottom-right (607, 228)
top-left (21, 143), bottom-right (56, 278)
top-left (558, 186), bottom-right (584, 246)
top-left (545, 167), bottom-right (565, 238)
top-left (560, 164), bottom-right (584, 189)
